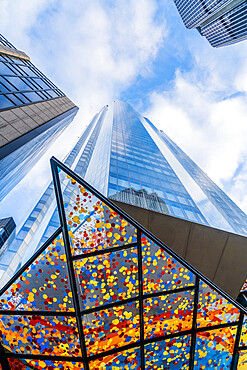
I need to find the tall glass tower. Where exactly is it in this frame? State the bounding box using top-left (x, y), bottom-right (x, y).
top-left (172, 0), bottom-right (247, 47)
top-left (0, 34), bottom-right (78, 201)
top-left (1, 100), bottom-right (247, 286)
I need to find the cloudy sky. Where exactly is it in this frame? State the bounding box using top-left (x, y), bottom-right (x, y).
top-left (1, 0), bottom-right (247, 228)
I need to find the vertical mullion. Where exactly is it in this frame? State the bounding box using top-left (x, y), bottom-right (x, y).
top-left (189, 275), bottom-right (199, 370)
top-left (51, 161), bottom-right (89, 370)
top-left (137, 229), bottom-right (145, 369)
top-left (230, 311), bottom-right (244, 370)
top-left (0, 343), bottom-right (11, 370)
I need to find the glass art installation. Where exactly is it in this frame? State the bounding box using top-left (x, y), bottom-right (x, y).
top-left (0, 157), bottom-right (246, 369)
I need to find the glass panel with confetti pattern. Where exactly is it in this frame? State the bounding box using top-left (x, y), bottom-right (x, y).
top-left (145, 335), bottom-right (191, 369)
top-left (73, 247), bottom-right (139, 310)
top-left (0, 234), bottom-right (74, 312)
top-left (194, 326), bottom-right (237, 369)
top-left (59, 173), bottom-right (137, 256)
top-left (141, 234), bottom-right (195, 294)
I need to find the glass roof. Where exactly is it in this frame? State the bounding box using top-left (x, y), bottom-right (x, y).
top-left (0, 157), bottom-right (246, 369)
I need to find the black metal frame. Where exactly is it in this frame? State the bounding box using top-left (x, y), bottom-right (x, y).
top-left (0, 156), bottom-right (247, 370)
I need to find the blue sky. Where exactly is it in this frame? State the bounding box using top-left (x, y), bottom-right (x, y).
top-left (0, 0), bottom-right (247, 230)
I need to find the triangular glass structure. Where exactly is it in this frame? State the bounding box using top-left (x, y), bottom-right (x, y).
top-left (0, 156), bottom-right (246, 370)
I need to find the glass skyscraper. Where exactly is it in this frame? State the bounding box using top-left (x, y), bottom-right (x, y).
top-left (0, 34), bottom-right (78, 201)
top-left (1, 99), bottom-right (246, 287)
top-left (172, 0), bottom-right (247, 47)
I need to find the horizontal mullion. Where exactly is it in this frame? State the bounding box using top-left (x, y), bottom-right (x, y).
top-left (196, 320), bottom-right (239, 333)
top-left (0, 88), bottom-right (56, 95)
top-left (143, 285), bottom-right (196, 300)
top-left (72, 242), bottom-right (138, 261)
top-left (6, 353), bottom-right (85, 362)
top-left (81, 295), bottom-right (139, 316)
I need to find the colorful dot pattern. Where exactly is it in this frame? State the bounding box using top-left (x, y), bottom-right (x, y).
top-left (0, 235), bottom-right (74, 312)
top-left (194, 326), bottom-right (237, 369)
top-left (8, 358), bottom-right (85, 370)
top-left (89, 347), bottom-right (141, 369)
top-left (0, 314), bottom-right (81, 357)
top-left (145, 335), bottom-right (191, 369)
top-left (237, 350), bottom-right (247, 369)
top-left (82, 302), bottom-right (140, 355)
top-left (197, 281), bottom-right (240, 328)
top-left (142, 235), bottom-right (195, 294)
top-left (144, 291), bottom-right (194, 339)
top-left (239, 315), bottom-right (247, 346)
top-left (74, 247), bottom-right (139, 310)
top-left (61, 175), bottom-right (137, 256)
top-left (0, 168), bottom-right (246, 369)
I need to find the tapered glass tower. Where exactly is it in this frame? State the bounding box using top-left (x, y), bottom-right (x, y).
top-left (1, 100), bottom-right (247, 285)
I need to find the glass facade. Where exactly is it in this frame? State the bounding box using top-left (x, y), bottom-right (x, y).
top-left (2, 100), bottom-right (247, 288)
top-left (173, 0), bottom-right (230, 28)
top-left (0, 159), bottom-right (246, 370)
top-left (0, 34), bottom-right (78, 202)
top-left (172, 0), bottom-right (247, 47)
top-left (0, 43), bottom-right (64, 111)
top-left (201, 1), bottom-right (247, 47)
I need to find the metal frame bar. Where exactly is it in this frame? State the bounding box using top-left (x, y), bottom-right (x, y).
top-left (0, 157), bottom-right (246, 370)
top-left (51, 159), bottom-right (89, 370)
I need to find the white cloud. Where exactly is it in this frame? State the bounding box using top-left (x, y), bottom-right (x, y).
top-left (145, 38), bottom-right (247, 212)
top-left (0, 0), bottom-right (167, 224)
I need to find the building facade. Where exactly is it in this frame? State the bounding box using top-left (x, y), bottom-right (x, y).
top-left (0, 34), bottom-right (78, 201)
top-left (1, 100), bottom-right (246, 287)
top-left (172, 0), bottom-right (247, 47)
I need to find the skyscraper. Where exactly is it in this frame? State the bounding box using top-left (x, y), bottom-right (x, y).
top-left (1, 100), bottom-right (246, 288)
top-left (0, 34), bottom-right (78, 201)
top-left (0, 156), bottom-right (247, 370)
top-left (172, 0), bottom-right (247, 47)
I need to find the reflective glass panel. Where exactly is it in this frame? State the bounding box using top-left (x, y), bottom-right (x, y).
top-left (0, 314), bottom-right (81, 356)
top-left (0, 235), bottom-right (74, 312)
top-left (144, 290), bottom-right (194, 339)
top-left (194, 327), bottom-right (237, 369)
top-left (89, 347), bottom-right (141, 369)
top-left (197, 281), bottom-right (240, 328)
top-left (73, 247), bottom-right (139, 310)
top-left (142, 234), bottom-right (195, 294)
top-left (145, 335), bottom-right (191, 369)
top-left (82, 301), bottom-right (139, 355)
top-left (60, 174), bottom-right (137, 256)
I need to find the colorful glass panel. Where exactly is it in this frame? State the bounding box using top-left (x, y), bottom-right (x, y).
top-left (238, 350), bottom-right (247, 369)
top-left (0, 235), bottom-right (74, 312)
top-left (8, 358), bottom-right (26, 370)
top-left (142, 234), bottom-right (195, 294)
top-left (60, 174), bottom-right (137, 256)
top-left (82, 302), bottom-right (139, 355)
top-left (240, 315), bottom-right (247, 346)
top-left (144, 290), bottom-right (194, 339)
top-left (197, 281), bottom-right (240, 328)
top-left (8, 358), bottom-right (85, 370)
top-left (73, 247), bottom-right (139, 310)
top-left (0, 314), bottom-right (81, 356)
top-left (145, 335), bottom-right (191, 369)
top-left (89, 347), bottom-right (141, 369)
top-left (194, 327), bottom-right (237, 369)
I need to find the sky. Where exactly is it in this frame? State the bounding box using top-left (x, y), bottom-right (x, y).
top-left (1, 0), bottom-right (247, 229)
